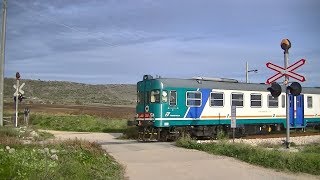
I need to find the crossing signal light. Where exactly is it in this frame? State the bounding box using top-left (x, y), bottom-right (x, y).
top-left (15, 72), bottom-right (21, 80)
top-left (287, 82), bottom-right (302, 96)
top-left (267, 82), bottom-right (282, 98)
top-left (14, 95), bottom-right (25, 102)
top-left (281, 39), bottom-right (291, 51)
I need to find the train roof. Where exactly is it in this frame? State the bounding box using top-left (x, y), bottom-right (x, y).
top-left (155, 78), bottom-right (320, 94)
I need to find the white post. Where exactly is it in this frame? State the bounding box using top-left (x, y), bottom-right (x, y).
top-left (15, 79), bottom-right (19, 127)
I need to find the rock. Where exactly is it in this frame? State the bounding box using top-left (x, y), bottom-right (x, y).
top-left (31, 131), bottom-right (39, 137)
top-left (50, 149), bottom-right (58, 154)
top-left (5, 146), bottom-right (10, 150)
top-left (50, 154), bottom-right (58, 161)
top-left (8, 148), bottom-right (15, 154)
top-left (22, 140), bottom-right (32, 144)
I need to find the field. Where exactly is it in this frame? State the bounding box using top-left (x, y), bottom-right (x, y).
top-left (4, 103), bottom-right (135, 120)
top-left (4, 78), bottom-right (136, 106)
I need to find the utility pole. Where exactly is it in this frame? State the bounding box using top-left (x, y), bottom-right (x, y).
top-left (246, 61), bottom-right (258, 83)
top-left (246, 62), bottom-right (248, 83)
top-left (0, 0), bottom-right (7, 127)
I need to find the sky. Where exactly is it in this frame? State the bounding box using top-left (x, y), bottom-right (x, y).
top-left (2, 0), bottom-right (320, 86)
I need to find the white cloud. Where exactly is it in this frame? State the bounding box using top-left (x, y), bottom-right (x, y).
top-left (4, 0), bottom-right (320, 87)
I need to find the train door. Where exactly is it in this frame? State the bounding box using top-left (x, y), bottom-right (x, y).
top-left (289, 94), bottom-right (305, 128)
top-left (296, 94), bottom-right (305, 127)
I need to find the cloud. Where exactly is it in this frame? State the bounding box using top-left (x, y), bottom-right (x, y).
top-left (3, 0), bottom-right (320, 87)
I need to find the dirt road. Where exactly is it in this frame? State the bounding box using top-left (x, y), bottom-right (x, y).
top-left (48, 131), bottom-right (319, 180)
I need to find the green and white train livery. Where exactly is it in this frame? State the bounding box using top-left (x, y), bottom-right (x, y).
top-left (131, 75), bottom-right (320, 141)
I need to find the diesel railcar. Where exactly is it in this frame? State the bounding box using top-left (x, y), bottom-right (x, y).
top-left (130, 75), bottom-right (320, 141)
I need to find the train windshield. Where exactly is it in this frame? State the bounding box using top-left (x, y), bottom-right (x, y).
top-left (137, 90), bottom-right (168, 104)
top-left (137, 91), bottom-right (149, 104)
top-left (151, 90), bottom-right (160, 103)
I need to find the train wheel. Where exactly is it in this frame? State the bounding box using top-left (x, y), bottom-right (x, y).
top-left (159, 129), bottom-right (169, 142)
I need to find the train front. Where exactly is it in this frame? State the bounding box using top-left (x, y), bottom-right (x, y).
top-left (130, 75), bottom-right (165, 140)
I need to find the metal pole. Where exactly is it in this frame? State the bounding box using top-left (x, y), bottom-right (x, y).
top-left (15, 79), bottom-right (19, 127)
top-left (232, 128), bottom-right (235, 143)
top-left (246, 61), bottom-right (249, 83)
top-left (284, 50), bottom-right (290, 148)
top-left (0, 0), bottom-right (7, 127)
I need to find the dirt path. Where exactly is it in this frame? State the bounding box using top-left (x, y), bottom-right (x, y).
top-left (47, 131), bottom-right (319, 180)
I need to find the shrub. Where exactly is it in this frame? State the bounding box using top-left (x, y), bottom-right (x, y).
top-left (176, 140), bottom-right (320, 175)
top-left (0, 139), bottom-right (124, 179)
top-left (119, 126), bottom-right (139, 139)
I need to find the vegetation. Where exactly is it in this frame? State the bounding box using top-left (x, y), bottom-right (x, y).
top-left (4, 78), bottom-right (136, 105)
top-left (176, 136), bottom-right (320, 175)
top-left (0, 126), bottom-right (124, 179)
top-left (30, 114), bottom-right (128, 133)
top-left (118, 126), bottom-right (139, 139)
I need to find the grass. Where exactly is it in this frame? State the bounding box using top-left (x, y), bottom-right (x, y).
top-left (0, 140), bottom-right (123, 180)
top-left (0, 126), bottom-right (124, 179)
top-left (30, 114), bottom-right (128, 133)
top-left (176, 136), bottom-right (320, 175)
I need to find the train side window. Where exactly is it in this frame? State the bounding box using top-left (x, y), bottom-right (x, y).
top-left (150, 90), bottom-right (160, 103)
top-left (231, 93), bottom-right (243, 107)
top-left (210, 92), bottom-right (224, 107)
top-left (169, 91), bottom-right (177, 106)
top-left (281, 95), bottom-right (285, 108)
top-left (186, 91), bottom-right (201, 107)
top-left (268, 95), bottom-right (278, 108)
top-left (307, 96), bottom-right (313, 108)
top-left (250, 93), bottom-right (261, 107)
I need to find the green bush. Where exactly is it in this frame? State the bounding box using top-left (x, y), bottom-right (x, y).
top-left (176, 137), bottom-right (320, 175)
top-left (119, 126), bottom-right (139, 139)
top-left (301, 143), bottom-right (320, 154)
top-left (0, 139), bottom-right (123, 180)
top-left (0, 127), bottom-right (19, 137)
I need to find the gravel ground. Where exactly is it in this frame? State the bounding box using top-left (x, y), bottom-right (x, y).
top-left (197, 135), bottom-right (320, 147)
top-left (46, 130), bottom-right (320, 180)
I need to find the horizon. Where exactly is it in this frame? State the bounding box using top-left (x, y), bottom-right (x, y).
top-left (4, 76), bottom-right (320, 88)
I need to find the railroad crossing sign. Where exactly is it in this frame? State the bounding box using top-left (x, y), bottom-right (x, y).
top-left (13, 82), bottom-right (25, 96)
top-left (266, 59), bottom-right (306, 84)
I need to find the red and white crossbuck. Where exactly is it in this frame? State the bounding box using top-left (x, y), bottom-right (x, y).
top-left (266, 59), bottom-right (306, 84)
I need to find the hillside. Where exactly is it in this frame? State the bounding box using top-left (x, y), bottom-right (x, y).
top-left (4, 78), bottom-right (137, 106)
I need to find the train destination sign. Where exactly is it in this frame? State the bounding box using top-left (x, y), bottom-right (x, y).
top-left (266, 59), bottom-right (306, 84)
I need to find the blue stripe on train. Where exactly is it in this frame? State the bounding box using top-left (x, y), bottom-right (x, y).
top-left (185, 89), bottom-right (211, 118)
